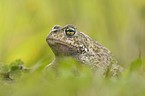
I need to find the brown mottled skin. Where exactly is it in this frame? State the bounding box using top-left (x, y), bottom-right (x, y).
top-left (46, 24), bottom-right (123, 77)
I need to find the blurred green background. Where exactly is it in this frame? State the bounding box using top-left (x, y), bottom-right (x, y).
top-left (0, 0), bottom-right (145, 96)
top-left (0, 0), bottom-right (145, 67)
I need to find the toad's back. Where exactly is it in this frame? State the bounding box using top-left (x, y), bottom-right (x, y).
top-left (46, 24), bottom-right (123, 77)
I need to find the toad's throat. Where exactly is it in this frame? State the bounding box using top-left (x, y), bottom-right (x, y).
top-left (47, 38), bottom-right (80, 56)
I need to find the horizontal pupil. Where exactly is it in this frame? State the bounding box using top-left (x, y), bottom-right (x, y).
top-left (67, 29), bottom-right (75, 32)
top-left (67, 31), bottom-right (74, 35)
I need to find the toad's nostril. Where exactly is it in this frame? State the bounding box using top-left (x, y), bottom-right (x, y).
top-left (53, 25), bottom-right (63, 30)
top-left (53, 29), bottom-right (58, 33)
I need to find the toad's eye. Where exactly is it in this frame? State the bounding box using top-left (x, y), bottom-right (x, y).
top-left (65, 27), bottom-right (76, 37)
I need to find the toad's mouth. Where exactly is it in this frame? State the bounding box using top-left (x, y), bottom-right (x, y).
top-left (46, 38), bottom-right (74, 49)
top-left (46, 38), bottom-right (79, 56)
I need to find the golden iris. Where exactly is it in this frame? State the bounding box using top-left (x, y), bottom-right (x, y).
top-left (65, 27), bottom-right (76, 37)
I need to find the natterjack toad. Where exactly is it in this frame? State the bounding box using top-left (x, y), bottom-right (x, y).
top-left (46, 24), bottom-right (123, 78)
